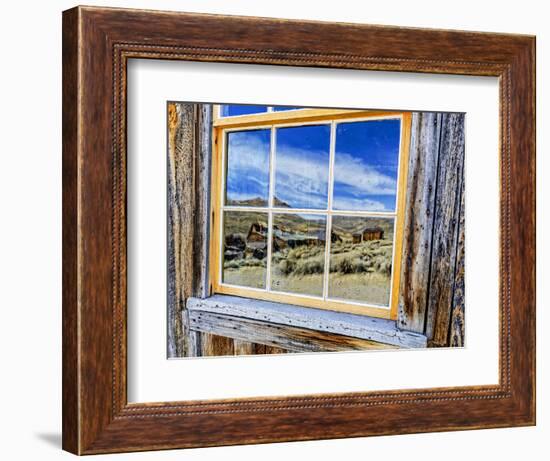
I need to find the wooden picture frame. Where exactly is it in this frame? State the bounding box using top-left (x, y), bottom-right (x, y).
top-left (62, 5), bottom-right (535, 454)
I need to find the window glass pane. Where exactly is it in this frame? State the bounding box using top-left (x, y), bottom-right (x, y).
top-left (222, 211), bottom-right (268, 289)
top-left (272, 106), bottom-right (302, 112)
top-left (220, 105), bottom-right (269, 117)
top-left (270, 214), bottom-right (327, 296)
top-left (328, 216), bottom-right (394, 306)
top-left (225, 129), bottom-right (270, 206)
top-left (274, 125), bottom-right (331, 209)
top-left (333, 119), bottom-right (401, 212)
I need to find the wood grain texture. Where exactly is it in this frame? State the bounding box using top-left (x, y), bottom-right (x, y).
top-left (187, 295), bottom-right (427, 348)
top-left (167, 102), bottom-right (212, 357)
top-left (262, 345), bottom-right (288, 354)
top-left (62, 5), bottom-right (535, 454)
top-left (397, 112), bottom-right (466, 346)
top-left (398, 113), bottom-right (441, 333)
top-left (193, 104), bottom-right (213, 299)
top-left (167, 103), bottom-right (195, 357)
top-left (390, 112), bottom-right (412, 319)
top-left (233, 339), bottom-right (256, 355)
top-left (62, 7), bottom-right (79, 454)
top-left (193, 335), bottom-right (291, 356)
top-left (425, 113), bottom-right (466, 345)
top-left (449, 180), bottom-right (466, 347)
top-left (189, 310), bottom-right (396, 353)
top-left (201, 332), bottom-right (235, 356)
top-left (187, 329), bottom-right (202, 357)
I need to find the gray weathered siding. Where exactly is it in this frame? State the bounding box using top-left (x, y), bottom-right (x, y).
top-left (398, 113), bottom-right (465, 346)
top-left (397, 113), bottom-right (441, 333)
top-left (167, 103), bottom-right (212, 357)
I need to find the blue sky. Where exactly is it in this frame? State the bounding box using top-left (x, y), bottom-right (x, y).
top-left (221, 105), bottom-right (269, 117)
top-left (275, 125), bottom-right (331, 208)
top-left (224, 108), bottom-right (401, 212)
top-left (333, 119), bottom-right (400, 211)
top-left (220, 105), bottom-right (300, 116)
top-left (225, 129), bottom-right (270, 205)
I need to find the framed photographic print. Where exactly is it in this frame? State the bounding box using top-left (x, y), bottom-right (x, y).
top-left (62, 5), bottom-right (535, 454)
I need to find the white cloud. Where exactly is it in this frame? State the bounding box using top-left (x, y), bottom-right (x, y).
top-left (333, 152), bottom-right (397, 196)
top-left (224, 134), bottom-right (398, 211)
top-left (274, 146), bottom-right (329, 207)
top-left (332, 196), bottom-right (387, 212)
top-left (227, 133), bottom-right (270, 171)
top-left (226, 133), bottom-right (270, 200)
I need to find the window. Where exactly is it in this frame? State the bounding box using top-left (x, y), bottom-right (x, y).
top-left (210, 105), bottom-right (411, 319)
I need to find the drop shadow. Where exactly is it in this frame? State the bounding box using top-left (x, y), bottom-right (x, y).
top-left (35, 432), bottom-right (62, 448)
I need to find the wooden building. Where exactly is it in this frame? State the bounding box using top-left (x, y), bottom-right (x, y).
top-left (362, 227), bottom-right (384, 241)
top-left (246, 222), bottom-right (268, 242)
top-left (168, 104), bottom-right (465, 357)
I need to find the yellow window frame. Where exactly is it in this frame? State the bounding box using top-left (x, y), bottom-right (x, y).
top-left (209, 106), bottom-right (412, 320)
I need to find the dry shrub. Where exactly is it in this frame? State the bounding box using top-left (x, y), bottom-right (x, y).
top-left (293, 256), bottom-right (325, 275)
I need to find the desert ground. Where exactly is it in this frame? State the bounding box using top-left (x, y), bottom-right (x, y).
top-left (222, 211), bottom-right (394, 307)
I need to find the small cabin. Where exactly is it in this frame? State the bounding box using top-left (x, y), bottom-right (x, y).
top-left (246, 222), bottom-right (268, 243)
top-left (362, 227), bottom-right (384, 241)
top-left (352, 233), bottom-right (362, 244)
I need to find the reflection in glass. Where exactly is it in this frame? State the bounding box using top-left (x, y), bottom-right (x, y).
top-left (328, 216), bottom-right (394, 306)
top-left (222, 211), bottom-right (268, 289)
top-left (273, 106), bottom-right (301, 112)
top-left (220, 105), bottom-right (269, 117)
top-left (270, 214), bottom-right (327, 296)
top-left (225, 130), bottom-right (270, 206)
top-left (274, 125), bottom-right (330, 209)
top-left (333, 119), bottom-right (401, 212)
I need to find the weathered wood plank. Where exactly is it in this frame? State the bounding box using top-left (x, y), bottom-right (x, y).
top-left (256, 344), bottom-right (291, 354)
top-left (189, 310), bottom-right (397, 353)
top-left (200, 332), bottom-right (235, 356)
top-left (449, 179), bottom-right (465, 347)
top-left (187, 295), bottom-right (427, 348)
top-left (187, 329), bottom-right (202, 357)
top-left (398, 112), bottom-right (442, 333)
top-left (425, 113), bottom-right (465, 346)
top-left (233, 339), bottom-right (256, 355)
top-left (193, 104), bottom-right (213, 299)
top-left (167, 103), bottom-right (196, 357)
top-left (168, 102), bottom-right (213, 357)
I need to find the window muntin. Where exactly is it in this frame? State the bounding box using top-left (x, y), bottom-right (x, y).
top-left (211, 107), bottom-right (410, 320)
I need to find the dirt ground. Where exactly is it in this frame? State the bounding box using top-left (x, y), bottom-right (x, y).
top-left (223, 266), bottom-right (266, 289)
top-left (223, 266), bottom-right (390, 306)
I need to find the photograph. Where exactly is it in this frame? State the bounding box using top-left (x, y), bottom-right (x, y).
top-left (53, 4), bottom-right (536, 456)
top-left (168, 103), bottom-right (466, 357)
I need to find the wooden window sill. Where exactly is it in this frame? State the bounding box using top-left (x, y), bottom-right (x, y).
top-left (187, 294), bottom-right (427, 349)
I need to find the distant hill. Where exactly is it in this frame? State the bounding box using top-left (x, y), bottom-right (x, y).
top-left (273, 196), bottom-right (290, 208)
top-left (331, 216), bottom-right (394, 240)
top-left (223, 197), bottom-right (394, 241)
top-left (226, 196), bottom-right (290, 208)
top-left (226, 196), bottom-right (267, 207)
